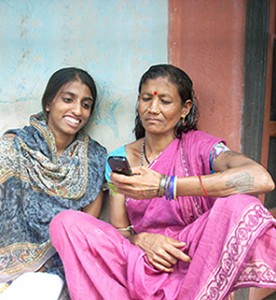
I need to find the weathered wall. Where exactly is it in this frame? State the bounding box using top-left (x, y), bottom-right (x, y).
top-left (0, 0), bottom-right (168, 152)
top-left (169, 0), bottom-right (246, 151)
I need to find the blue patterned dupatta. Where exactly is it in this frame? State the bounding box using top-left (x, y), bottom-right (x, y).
top-left (0, 112), bottom-right (107, 282)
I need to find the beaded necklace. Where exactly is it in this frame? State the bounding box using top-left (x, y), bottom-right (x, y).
top-left (140, 137), bottom-right (150, 166)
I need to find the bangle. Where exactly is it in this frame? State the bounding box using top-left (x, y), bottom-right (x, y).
top-left (164, 176), bottom-right (171, 200)
top-left (198, 175), bottom-right (208, 197)
top-left (117, 225), bottom-right (134, 234)
top-left (157, 174), bottom-right (166, 197)
top-left (173, 176), bottom-right (177, 199)
top-left (169, 176), bottom-right (175, 200)
top-left (164, 175), bottom-right (176, 201)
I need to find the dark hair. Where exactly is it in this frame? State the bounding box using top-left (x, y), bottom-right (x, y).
top-left (41, 67), bottom-right (97, 117)
top-left (134, 64), bottom-right (199, 139)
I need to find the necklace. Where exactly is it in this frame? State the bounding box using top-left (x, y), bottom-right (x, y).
top-left (140, 137), bottom-right (150, 166)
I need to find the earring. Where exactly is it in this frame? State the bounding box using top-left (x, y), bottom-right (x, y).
top-left (181, 114), bottom-right (187, 125)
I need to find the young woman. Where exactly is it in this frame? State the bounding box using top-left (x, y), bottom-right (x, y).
top-left (0, 67), bottom-right (107, 300)
top-left (50, 64), bottom-right (275, 300)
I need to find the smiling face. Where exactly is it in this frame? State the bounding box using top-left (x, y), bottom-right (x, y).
top-left (138, 76), bottom-right (191, 137)
top-left (46, 80), bottom-right (93, 143)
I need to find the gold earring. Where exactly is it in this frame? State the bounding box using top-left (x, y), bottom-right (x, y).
top-left (181, 114), bottom-right (187, 125)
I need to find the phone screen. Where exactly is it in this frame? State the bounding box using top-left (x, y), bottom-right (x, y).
top-left (108, 156), bottom-right (133, 175)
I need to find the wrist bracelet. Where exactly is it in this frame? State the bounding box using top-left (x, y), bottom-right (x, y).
top-left (164, 175), bottom-right (176, 201)
top-left (157, 174), bottom-right (167, 197)
top-left (164, 176), bottom-right (171, 200)
top-left (173, 176), bottom-right (177, 199)
top-left (117, 225), bottom-right (134, 234)
top-left (168, 176), bottom-right (174, 200)
top-left (198, 175), bottom-right (208, 197)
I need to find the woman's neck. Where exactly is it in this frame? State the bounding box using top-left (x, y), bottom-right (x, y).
top-left (54, 134), bottom-right (75, 156)
top-left (142, 133), bottom-right (175, 164)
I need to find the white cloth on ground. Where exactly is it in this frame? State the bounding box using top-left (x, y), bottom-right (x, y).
top-left (0, 272), bottom-right (64, 300)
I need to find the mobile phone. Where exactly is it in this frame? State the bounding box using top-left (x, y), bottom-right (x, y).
top-left (108, 156), bottom-right (133, 175)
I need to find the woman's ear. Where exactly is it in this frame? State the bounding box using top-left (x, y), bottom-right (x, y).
top-left (181, 99), bottom-right (192, 115)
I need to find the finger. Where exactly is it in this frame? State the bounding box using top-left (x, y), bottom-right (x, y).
top-left (111, 173), bottom-right (132, 185)
top-left (170, 241), bottom-right (186, 248)
top-left (170, 249), bottom-right (191, 263)
top-left (149, 259), bottom-right (174, 273)
top-left (150, 247), bottom-right (179, 267)
top-left (151, 254), bottom-right (176, 268)
top-left (178, 253), bottom-right (191, 263)
top-left (164, 244), bottom-right (191, 263)
top-left (164, 237), bottom-right (186, 247)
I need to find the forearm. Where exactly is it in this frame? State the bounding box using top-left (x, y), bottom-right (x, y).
top-left (110, 156), bottom-right (275, 200)
top-left (82, 191), bottom-right (104, 217)
top-left (109, 193), bottom-right (131, 228)
top-left (176, 164), bottom-right (275, 198)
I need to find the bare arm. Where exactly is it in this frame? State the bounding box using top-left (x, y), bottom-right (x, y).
top-left (109, 192), bottom-right (133, 238)
top-left (82, 191), bottom-right (104, 218)
top-left (109, 191), bottom-right (191, 271)
top-left (177, 151), bottom-right (275, 197)
top-left (110, 151), bottom-right (275, 199)
top-left (109, 150), bottom-right (275, 272)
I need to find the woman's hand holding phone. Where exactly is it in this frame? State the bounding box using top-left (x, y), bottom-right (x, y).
top-left (108, 156), bottom-right (133, 176)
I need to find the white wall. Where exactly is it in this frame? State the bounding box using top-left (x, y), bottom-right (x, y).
top-left (0, 0), bottom-right (168, 152)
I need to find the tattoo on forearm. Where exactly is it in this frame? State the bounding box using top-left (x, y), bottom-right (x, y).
top-left (225, 172), bottom-right (254, 193)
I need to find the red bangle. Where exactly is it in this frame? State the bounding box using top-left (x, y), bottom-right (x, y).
top-left (198, 175), bottom-right (208, 197)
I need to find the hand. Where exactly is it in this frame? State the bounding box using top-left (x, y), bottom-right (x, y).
top-left (130, 232), bottom-right (191, 272)
top-left (110, 166), bottom-right (161, 199)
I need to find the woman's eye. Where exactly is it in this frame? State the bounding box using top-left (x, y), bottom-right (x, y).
top-left (63, 97), bottom-right (72, 103)
top-left (161, 99), bottom-right (171, 104)
top-left (82, 102), bottom-right (92, 109)
top-left (142, 97), bottom-right (151, 102)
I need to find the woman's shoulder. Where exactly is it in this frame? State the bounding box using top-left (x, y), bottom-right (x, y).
top-left (1, 132), bottom-right (16, 140)
top-left (108, 145), bottom-right (127, 158)
top-left (107, 139), bottom-right (141, 166)
top-left (0, 133), bottom-right (17, 147)
top-left (108, 139), bottom-right (141, 156)
top-left (185, 130), bottom-right (225, 145)
top-left (87, 137), bottom-right (108, 158)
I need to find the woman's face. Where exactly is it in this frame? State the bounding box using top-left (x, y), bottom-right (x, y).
top-left (46, 80), bottom-right (94, 142)
top-left (138, 76), bottom-right (189, 137)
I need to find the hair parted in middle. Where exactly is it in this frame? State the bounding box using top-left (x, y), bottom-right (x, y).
top-left (134, 64), bottom-right (199, 140)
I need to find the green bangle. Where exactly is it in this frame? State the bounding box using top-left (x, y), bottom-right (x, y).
top-left (108, 182), bottom-right (118, 195)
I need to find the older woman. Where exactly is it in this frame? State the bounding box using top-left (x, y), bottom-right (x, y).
top-left (50, 64), bottom-right (275, 300)
top-left (0, 67), bottom-right (107, 299)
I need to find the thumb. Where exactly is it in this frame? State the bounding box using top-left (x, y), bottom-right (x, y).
top-left (173, 241), bottom-right (187, 248)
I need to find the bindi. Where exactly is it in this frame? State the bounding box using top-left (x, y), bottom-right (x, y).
top-left (153, 91), bottom-right (158, 95)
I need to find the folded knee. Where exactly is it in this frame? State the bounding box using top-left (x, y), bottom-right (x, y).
top-left (214, 194), bottom-right (262, 215)
top-left (49, 210), bottom-right (81, 247)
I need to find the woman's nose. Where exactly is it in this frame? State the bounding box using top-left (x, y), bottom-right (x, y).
top-left (148, 100), bottom-right (161, 114)
top-left (71, 102), bottom-right (82, 115)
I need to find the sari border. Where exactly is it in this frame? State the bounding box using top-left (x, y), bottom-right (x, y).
top-left (197, 204), bottom-right (274, 300)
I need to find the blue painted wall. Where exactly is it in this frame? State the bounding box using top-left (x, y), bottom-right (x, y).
top-left (0, 0), bottom-right (168, 151)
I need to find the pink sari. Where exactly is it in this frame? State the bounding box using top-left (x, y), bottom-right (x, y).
top-left (50, 130), bottom-right (276, 300)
